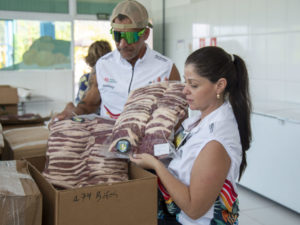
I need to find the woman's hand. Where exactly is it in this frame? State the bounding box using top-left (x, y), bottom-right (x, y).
top-left (129, 153), bottom-right (160, 171)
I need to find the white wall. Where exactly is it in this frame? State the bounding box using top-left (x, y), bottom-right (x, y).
top-left (0, 70), bottom-right (73, 102)
top-left (159, 0), bottom-right (300, 108)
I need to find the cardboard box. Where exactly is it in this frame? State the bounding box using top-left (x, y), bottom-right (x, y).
top-left (0, 104), bottom-right (18, 115)
top-left (0, 160), bottom-right (42, 225)
top-left (0, 85), bottom-right (19, 104)
top-left (27, 156), bottom-right (157, 225)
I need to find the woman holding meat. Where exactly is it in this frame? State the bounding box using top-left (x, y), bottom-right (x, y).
top-left (130, 46), bottom-right (252, 225)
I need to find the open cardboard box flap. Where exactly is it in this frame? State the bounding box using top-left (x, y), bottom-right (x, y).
top-left (27, 156), bottom-right (158, 225)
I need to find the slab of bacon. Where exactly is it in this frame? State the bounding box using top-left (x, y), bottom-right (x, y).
top-left (109, 81), bottom-right (188, 156)
top-left (43, 117), bottom-right (128, 189)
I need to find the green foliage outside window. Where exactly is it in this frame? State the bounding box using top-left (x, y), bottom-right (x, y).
top-left (0, 19), bottom-right (71, 70)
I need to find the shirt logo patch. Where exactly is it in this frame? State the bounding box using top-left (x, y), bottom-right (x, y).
top-left (104, 77), bottom-right (117, 83)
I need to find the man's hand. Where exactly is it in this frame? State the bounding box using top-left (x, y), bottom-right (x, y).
top-left (48, 102), bottom-right (76, 128)
top-left (49, 72), bottom-right (101, 128)
top-left (55, 102), bottom-right (76, 121)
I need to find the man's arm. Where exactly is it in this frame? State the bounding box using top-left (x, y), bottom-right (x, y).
top-left (76, 72), bottom-right (101, 114)
top-left (169, 64), bottom-right (181, 81)
top-left (55, 72), bottom-right (101, 121)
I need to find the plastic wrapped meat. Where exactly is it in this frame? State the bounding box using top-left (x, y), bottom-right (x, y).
top-left (43, 117), bottom-right (128, 189)
top-left (108, 81), bottom-right (188, 156)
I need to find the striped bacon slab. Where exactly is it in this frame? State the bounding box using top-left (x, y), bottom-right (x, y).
top-left (109, 81), bottom-right (188, 156)
top-left (43, 117), bottom-right (128, 189)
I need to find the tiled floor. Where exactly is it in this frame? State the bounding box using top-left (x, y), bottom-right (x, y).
top-left (238, 184), bottom-right (300, 225)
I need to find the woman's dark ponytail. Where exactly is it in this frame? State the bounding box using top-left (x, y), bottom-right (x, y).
top-left (229, 55), bottom-right (252, 180)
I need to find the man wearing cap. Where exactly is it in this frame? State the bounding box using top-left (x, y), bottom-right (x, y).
top-left (55, 0), bottom-right (180, 121)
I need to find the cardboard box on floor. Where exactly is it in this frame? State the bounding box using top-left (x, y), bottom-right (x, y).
top-left (0, 160), bottom-right (42, 225)
top-left (27, 156), bottom-right (158, 225)
top-left (0, 85), bottom-right (19, 105)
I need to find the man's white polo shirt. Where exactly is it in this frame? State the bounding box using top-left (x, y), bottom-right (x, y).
top-left (95, 45), bottom-right (173, 119)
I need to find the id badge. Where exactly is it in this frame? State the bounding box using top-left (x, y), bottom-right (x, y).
top-left (174, 127), bottom-right (190, 150)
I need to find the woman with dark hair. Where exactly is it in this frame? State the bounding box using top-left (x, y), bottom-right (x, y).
top-left (75, 40), bottom-right (112, 104)
top-left (130, 46), bottom-right (252, 225)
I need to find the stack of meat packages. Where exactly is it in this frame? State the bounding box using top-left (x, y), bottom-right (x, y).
top-left (108, 81), bottom-right (188, 156)
top-left (43, 117), bottom-right (128, 189)
top-left (43, 81), bottom-right (187, 189)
